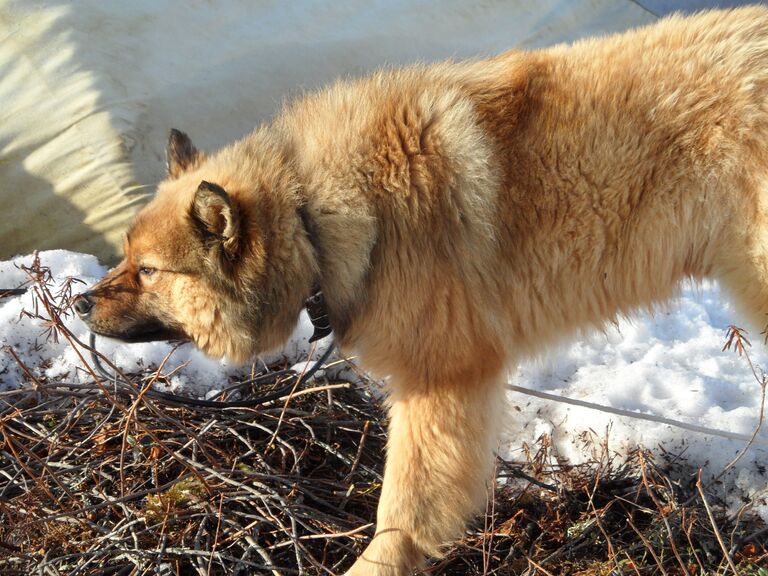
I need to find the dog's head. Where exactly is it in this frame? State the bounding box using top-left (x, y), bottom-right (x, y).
top-left (75, 129), bottom-right (316, 362)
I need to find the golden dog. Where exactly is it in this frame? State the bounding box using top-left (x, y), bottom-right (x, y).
top-left (76, 7), bottom-right (768, 574)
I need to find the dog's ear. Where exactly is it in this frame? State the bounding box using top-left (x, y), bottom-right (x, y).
top-left (192, 181), bottom-right (240, 259)
top-left (167, 129), bottom-right (204, 179)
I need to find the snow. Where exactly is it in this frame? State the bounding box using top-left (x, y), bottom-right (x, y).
top-left (507, 282), bottom-right (768, 521)
top-left (1, 250), bottom-right (766, 520)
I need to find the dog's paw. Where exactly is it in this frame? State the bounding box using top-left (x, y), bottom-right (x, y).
top-left (344, 529), bottom-right (423, 575)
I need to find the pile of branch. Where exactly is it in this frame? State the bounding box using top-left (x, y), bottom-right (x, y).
top-left (0, 380), bottom-right (383, 575)
top-left (1, 257), bottom-right (766, 575)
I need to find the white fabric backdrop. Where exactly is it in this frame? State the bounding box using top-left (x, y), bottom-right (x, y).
top-left (1, 0), bottom-right (660, 261)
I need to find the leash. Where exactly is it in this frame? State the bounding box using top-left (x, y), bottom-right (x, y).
top-left (87, 289), bottom-right (336, 409)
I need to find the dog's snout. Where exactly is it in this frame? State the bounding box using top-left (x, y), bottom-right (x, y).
top-left (73, 293), bottom-right (94, 317)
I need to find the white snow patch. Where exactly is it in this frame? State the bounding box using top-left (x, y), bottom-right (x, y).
top-left (507, 281), bottom-right (768, 518)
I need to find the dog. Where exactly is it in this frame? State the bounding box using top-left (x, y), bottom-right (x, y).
top-left (75, 7), bottom-right (768, 574)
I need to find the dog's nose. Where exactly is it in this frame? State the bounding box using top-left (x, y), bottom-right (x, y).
top-left (73, 294), bottom-right (94, 317)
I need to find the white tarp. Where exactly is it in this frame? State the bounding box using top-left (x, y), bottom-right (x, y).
top-left (0, 0), bottom-right (659, 261)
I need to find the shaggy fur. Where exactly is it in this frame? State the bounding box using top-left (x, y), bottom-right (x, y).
top-left (77, 7), bottom-right (768, 574)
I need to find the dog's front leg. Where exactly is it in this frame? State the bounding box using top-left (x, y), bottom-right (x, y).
top-left (346, 374), bottom-right (506, 575)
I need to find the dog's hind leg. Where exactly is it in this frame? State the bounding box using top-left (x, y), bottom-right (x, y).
top-left (345, 370), bottom-right (507, 576)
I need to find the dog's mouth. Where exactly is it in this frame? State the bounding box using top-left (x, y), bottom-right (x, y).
top-left (88, 322), bottom-right (189, 344)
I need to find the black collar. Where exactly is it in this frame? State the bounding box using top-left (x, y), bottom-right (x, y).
top-left (298, 203), bottom-right (333, 343)
top-left (304, 288), bottom-right (332, 343)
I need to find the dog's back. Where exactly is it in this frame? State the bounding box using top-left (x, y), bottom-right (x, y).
top-left (463, 6), bottom-right (768, 353)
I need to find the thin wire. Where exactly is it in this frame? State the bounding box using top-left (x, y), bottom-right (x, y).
top-left (507, 383), bottom-right (768, 447)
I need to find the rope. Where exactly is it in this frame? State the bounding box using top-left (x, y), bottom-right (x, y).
top-left (507, 383), bottom-right (768, 447)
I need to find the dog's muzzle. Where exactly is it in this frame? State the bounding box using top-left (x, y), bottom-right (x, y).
top-left (73, 291), bottom-right (188, 343)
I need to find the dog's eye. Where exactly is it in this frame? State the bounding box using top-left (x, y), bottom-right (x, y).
top-left (139, 267), bottom-right (156, 277)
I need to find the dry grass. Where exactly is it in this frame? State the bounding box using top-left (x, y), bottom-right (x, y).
top-left (437, 435), bottom-right (768, 575)
top-left (0, 257), bottom-right (766, 575)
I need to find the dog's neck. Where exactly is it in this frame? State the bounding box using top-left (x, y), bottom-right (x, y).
top-left (293, 181), bottom-right (376, 343)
